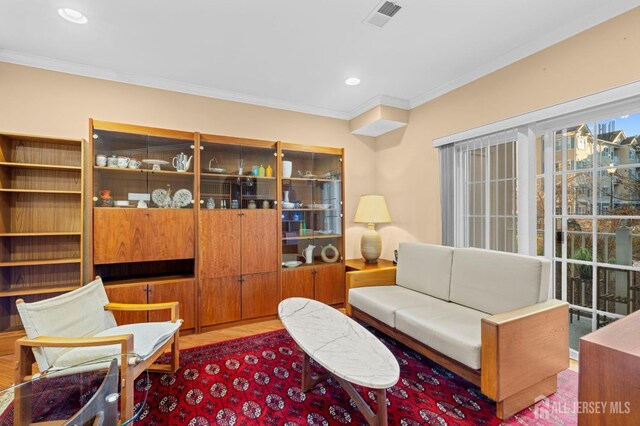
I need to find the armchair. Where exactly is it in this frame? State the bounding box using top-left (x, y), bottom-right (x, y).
top-left (14, 277), bottom-right (182, 423)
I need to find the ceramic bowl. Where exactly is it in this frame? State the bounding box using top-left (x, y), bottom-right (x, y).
top-left (282, 261), bottom-right (302, 268)
top-left (282, 202), bottom-right (295, 209)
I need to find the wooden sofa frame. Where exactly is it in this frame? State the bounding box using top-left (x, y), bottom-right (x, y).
top-left (346, 267), bottom-right (569, 419)
top-left (14, 300), bottom-right (181, 424)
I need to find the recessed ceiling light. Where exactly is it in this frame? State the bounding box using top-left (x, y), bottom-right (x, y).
top-left (345, 77), bottom-right (361, 86)
top-left (58, 8), bottom-right (88, 24)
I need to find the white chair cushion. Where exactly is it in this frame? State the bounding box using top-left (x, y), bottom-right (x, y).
top-left (51, 321), bottom-right (182, 371)
top-left (449, 248), bottom-right (551, 315)
top-left (349, 285), bottom-right (444, 327)
top-left (396, 243), bottom-right (454, 301)
top-left (395, 302), bottom-right (489, 370)
top-left (16, 277), bottom-right (117, 370)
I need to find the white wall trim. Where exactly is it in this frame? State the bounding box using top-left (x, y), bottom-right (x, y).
top-left (433, 79), bottom-right (640, 147)
top-left (0, 50), bottom-right (413, 122)
top-left (0, 50), bottom-right (354, 121)
top-left (347, 95), bottom-right (411, 120)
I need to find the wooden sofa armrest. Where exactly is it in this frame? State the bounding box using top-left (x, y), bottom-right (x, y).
top-left (346, 268), bottom-right (397, 290)
top-left (106, 301), bottom-right (180, 322)
top-left (345, 268), bottom-right (396, 315)
top-left (481, 299), bottom-right (569, 417)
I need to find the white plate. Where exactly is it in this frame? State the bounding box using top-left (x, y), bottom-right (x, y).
top-left (173, 188), bottom-right (192, 207)
top-left (306, 203), bottom-right (330, 209)
top-left (151, 188), bottom-right (170, 207)
top-left (142, 159), bottom-right (170, 169)
top-left (207, 168), bottom-right (228, 174)
top-left (303, 174), bottom-right (316, 179)
top-left (282, 261), bottom-right (302, 268)
top-left (114, 200), bottom-right (130, 207)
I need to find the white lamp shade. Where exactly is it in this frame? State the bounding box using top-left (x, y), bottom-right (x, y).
top-left (354, 195), bottom-right (391, 224)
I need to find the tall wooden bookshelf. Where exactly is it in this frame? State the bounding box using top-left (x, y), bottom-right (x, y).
top-left (0, 132), bottom-right (84, 355)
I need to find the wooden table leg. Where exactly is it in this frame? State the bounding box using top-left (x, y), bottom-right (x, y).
top-left (300, 350), bottom-right (330, 393)
top-left (375, 388), bottom-right (388, 426)
top-left (334, 376), bottom-right (389, 426)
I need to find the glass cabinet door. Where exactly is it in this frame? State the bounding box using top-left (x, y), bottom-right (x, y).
top-left (199, 136), bottom-right (277, 210)
top-left (92, 128), bottom-right (195, 209)
top-left (281, 148), bottom-right (343, 265)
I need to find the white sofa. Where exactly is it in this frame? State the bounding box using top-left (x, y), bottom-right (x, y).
top-left (346, 242), bottom-right (569, 419)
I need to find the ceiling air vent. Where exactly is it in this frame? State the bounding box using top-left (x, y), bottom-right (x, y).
top-left (364, 1), bottom-right (403, 28)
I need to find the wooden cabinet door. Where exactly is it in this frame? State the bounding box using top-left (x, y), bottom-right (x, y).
top-left (148, 279), bottom-right (196, 330)
top-left (199, 276), bottom-right (242, 326)
top-left (242, 272), bottom-right (279, 319)
top-left (104, 283), bottom-right (147, 325)
top-left (282, 268), bottom-right (314, 300)
top-left (199, 210), bottom-right (241, 278)
top-left (146, 209), bottom-right (195, 261)
top-left (314, 263), bottom-right (345, 306)
top-left (241, 210), bottom-right (278, 274)
top-left (94, 209), bottom-right (147, 264)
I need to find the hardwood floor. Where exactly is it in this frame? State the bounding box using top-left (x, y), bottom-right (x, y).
top-left (0, 317), bottom-right (578, 391)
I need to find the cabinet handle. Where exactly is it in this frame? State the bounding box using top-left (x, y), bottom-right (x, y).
top-left (200, 146), bottom-right (204, 150)
top-left (200, 200), bottom-right (204, 204)
top-left (273, 152), bottom-right (278, 157)
top-left (92, 196), bottom-right (98, 202)
top-left (190, 144), bottom-right (195, 149)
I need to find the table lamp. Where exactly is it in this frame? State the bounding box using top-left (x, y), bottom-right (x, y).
top-left (354, 195), bottom-right (391, 264)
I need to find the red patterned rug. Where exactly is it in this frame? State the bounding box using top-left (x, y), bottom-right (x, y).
top-left (0, 328), bottom-right (577, 425)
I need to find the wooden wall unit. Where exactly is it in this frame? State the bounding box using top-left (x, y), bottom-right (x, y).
top-left (0, 132), bottom-right (84, 355)
top-left (280, 143), bottom-right (346, 306)
top-left (198, 135), bottom-right (280, 329)
top-left (87, 122), bottom-right (345, 336)
top-left (90, 120), bottom-right (196, 333)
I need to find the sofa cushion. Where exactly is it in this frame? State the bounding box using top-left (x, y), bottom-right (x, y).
top-left (449, 248), bottom-right (551, 315)
top-left (349, 285), bottom-right (439, 327)
top-left (396, 243), bottom-right (454, 301)
top-left (395, 303), bottom-right (489, 369)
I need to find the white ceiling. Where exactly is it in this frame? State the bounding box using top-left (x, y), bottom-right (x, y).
top-left (1, 0), bottom-right (639, 120)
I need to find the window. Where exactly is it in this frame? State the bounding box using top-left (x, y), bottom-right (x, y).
top-left (452, 131), bottom-right (518, 252)
top-left (436, 83), bottom-right (640, 359)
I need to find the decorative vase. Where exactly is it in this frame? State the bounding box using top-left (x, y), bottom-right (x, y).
top-left (283, 191), bottom-right (290, 203)
top-left (282, 161), bottom-right (292, 178)
top-left (99, 189), bottom-right (113, 207)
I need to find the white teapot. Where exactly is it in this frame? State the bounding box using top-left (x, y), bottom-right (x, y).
top-left (301, 244), bottom-right (315, 264)
top-left (172, 152), bottom-right (193, 172)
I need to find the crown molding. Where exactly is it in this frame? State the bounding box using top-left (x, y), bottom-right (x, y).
top-left (409, 0), bottom-right (640, 110)
top-left (347, 95), bottom-right (410, 120)
top-left (0, 49), bottom-right (353, 120)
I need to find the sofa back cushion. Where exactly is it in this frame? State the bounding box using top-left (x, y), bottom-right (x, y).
top-left (449, 248), bottom-right (551, 314)
top-left (396, 243), bottom-right (454, 301)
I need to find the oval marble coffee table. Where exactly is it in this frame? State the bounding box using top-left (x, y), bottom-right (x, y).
top-left (278, 297), bottom-right (399, 426)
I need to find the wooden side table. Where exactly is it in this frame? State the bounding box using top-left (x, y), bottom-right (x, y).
top-left (578, 309), bottom-right (640, 425)
top-left (345, 258), bottom-right (395, 271)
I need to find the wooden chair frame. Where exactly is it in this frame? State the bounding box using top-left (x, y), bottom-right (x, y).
top-left (14, 301), bottom-right (180, 425)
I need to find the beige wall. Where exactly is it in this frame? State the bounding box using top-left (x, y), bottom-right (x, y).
top-left (376, 6), bottom-right (640, 258)
top-left (0, 61), bottom-right (377, 260)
